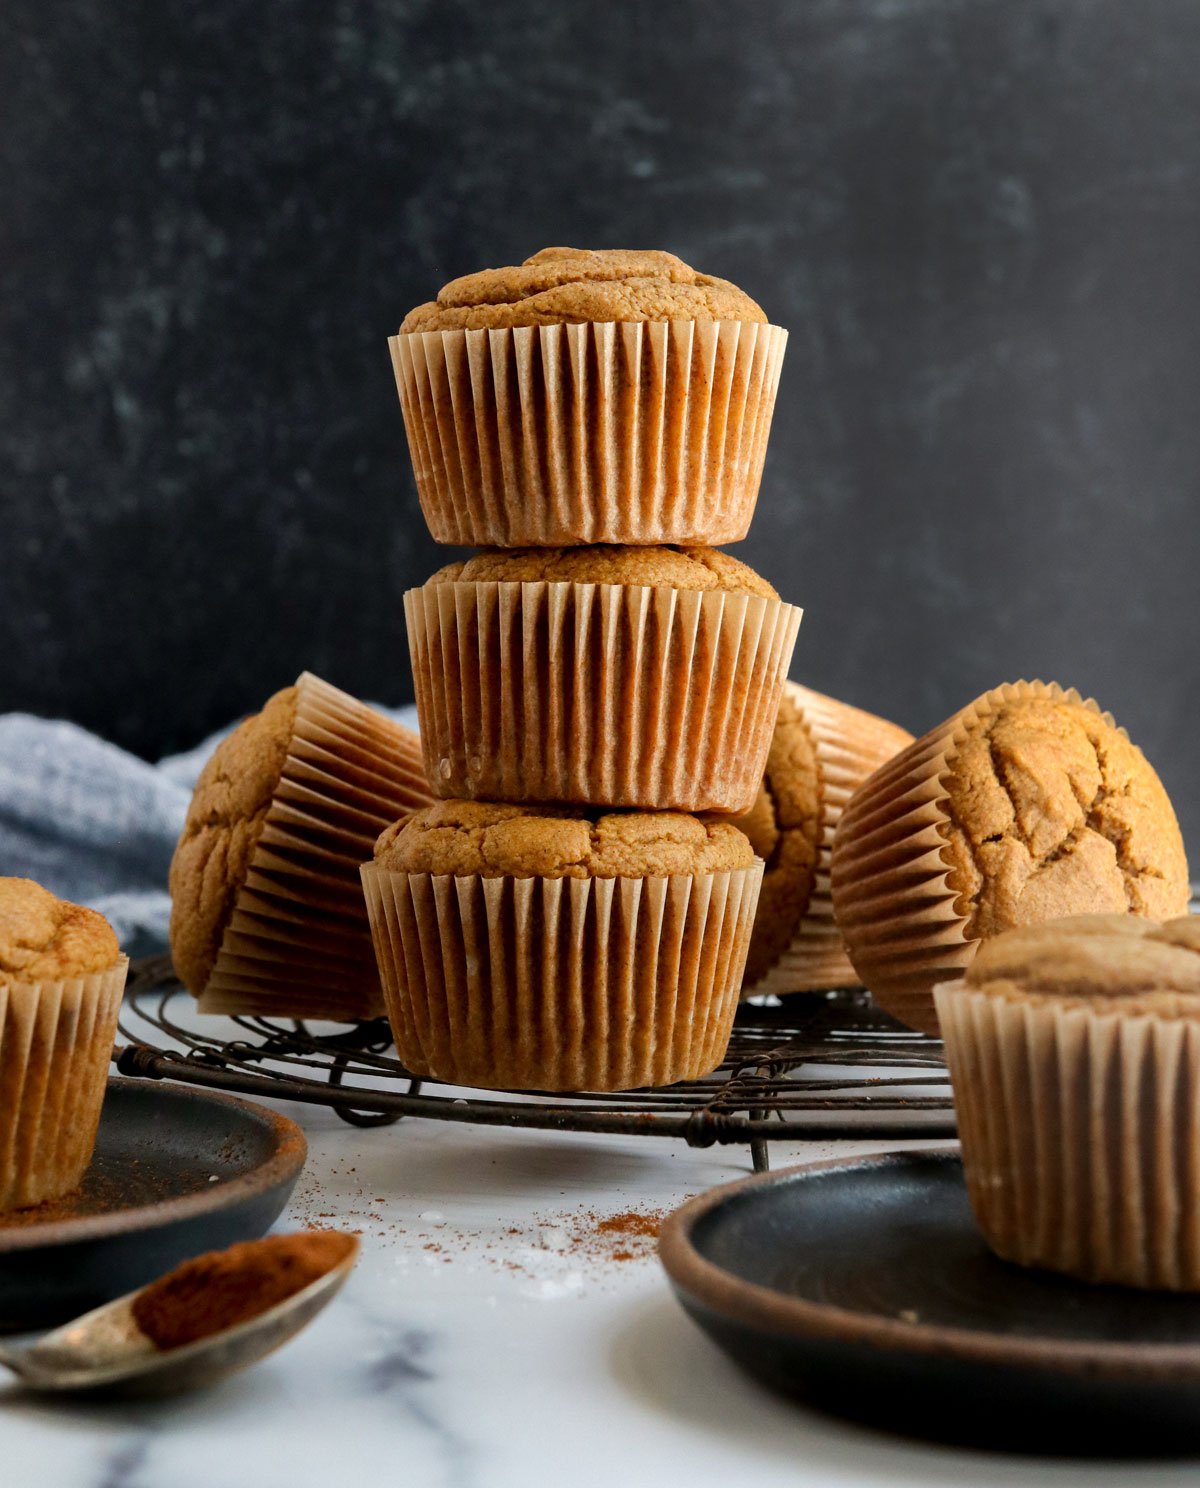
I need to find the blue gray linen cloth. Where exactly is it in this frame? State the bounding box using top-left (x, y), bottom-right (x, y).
top-left (0, 705), bottom-right (420, 957)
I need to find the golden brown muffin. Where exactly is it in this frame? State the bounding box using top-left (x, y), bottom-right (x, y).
top-left (0, 878), bottom-right (127, 1211)
top-left (831, 680), bottom-right (1191, 1034)
top-left (167, 673), bottom-right (434, 1022)
top-left (401, 247), bottom-right (766, 332)
top-left (375, 800), bottom-right (754, 880)
top-left (936, 912), bottom-right (1200, 1289)
top-left (169, 686), bottom-right (298, 996)
top-left (392, 249), bottom-right (785, 549)
top-left (0, 878), bottom-right (120, 983)
top-left (735, 684), bottom-right (915, 993)
top-left (407, 551), bottom-right (800, 813)
top-left (940, 696), bottom-right (1190, 939)
top-left (361, 802), bottom-right (764, 1092)
top-left (429, 545), bottom-right (778, 599)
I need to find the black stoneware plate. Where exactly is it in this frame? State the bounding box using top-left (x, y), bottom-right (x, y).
top-left (660, 1148), bottom-right (1200, 1455)
top-left (0, 1077), bottom-right (307, 1330)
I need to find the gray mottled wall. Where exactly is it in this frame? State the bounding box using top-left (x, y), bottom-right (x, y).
top-left (2, 0), bottom-right (1198, 847)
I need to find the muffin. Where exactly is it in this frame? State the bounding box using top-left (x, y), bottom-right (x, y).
top-left (936, 914), bottom-right (1200, 1290)
top-left (830, 681), bottom-right (1190, 1034)
top-left (169, 672), bottom-right (434, 1022)
top-left (391, 247), bottom-right (787, 547)
top-left (0, 878), bottom-right (127, 1211)
top-left (736, 683), bottom-right (914, 994)
top-left (405, 545), bottom-right (802, 815)
top-left (360, 800), bottom-right (764, 1091)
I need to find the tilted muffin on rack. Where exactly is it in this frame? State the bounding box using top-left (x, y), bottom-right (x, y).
top-left (169, 673), bottom-right (433, 1023)
top-left (831, 680), bottom-right (1190, 1033)
top-left (405, 545), bottom-right (801, 815)
top-left (392, 247), bottom-right (787, 547)
top-left (0, 878), bottom-right (128, 1211)
top-left (734, 682), bottom-right (913, 995)
top-left (361, 799), bottom-right (764, 1092)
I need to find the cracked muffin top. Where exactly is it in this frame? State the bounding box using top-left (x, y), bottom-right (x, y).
top-left (939, 695), bottom-right (1189, 941)
top-left (400, 247), bottom-right (767, 332)
top-left (0, 878), bottom-right (120, 984)
top-left (428, 545), bottom-right (777, 599)
top-left (168, 686), bottom-right (298, 995)
top-left (373, 800), bottom-right (755, 879)
top-left (963, 914), bottom-right (1200, 1017)
top-left (737, 684), bottom-right (915, 986)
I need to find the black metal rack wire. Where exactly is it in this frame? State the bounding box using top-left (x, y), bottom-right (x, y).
top-left (115, 956), bottom-right (955, 1170)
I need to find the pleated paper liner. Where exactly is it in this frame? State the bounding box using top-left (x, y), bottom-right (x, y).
top-left (829, 681), bottom-right (1102, 1034)
top-left (0, 958), bottom-right (127, 1212)
top-left (361, 861), bottom-right (764, 1092)
top-left (745, 685), bottom-right (915, 997)
top-left (936, 980), bottom-right (1200, 1290)
top-left (405, 579), bottom-right (802, 814)
top-left (196, 673), bottom-right (434, 1023)
top-left (390, 320), bottom-right (788, 547)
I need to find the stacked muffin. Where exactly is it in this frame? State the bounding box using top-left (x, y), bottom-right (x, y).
top-left (364, 247), bottom-right (801, 1090)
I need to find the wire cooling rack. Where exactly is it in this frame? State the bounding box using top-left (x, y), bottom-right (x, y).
top-left (114, 957), bottom-right (954, 1170)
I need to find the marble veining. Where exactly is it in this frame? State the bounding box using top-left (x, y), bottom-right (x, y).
top-left (95, 1436), bottom-right (154, 1488)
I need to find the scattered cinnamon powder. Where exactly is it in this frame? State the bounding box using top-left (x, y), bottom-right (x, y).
top-left (284, 1165), bottom-right (674, 1279)
top-left (132, 1232), bottom-right (357, 1351)
top-left (594, 1211), bottom-right (662, 1241)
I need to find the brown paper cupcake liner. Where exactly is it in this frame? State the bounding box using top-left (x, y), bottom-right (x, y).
top-left (361, 861), bottom-right (764, 1092)
top-left (0, 958), bottom-right (127, 1212)
top-left (405, 579), bottom-right (802, 814)
top-left (747, 688), bottom-right (914, 997)
top-left (196, 673), bottom-right (434, 1023)
top-left (830, 681), bottom-right (1104, 1033)
top-left (936, 981), bottom-right (1200, 1290)
top-left (390, 320), bottom-right (788, 547)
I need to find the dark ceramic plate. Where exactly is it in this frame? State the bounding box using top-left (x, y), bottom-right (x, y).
top-left (0, 1077), bottom-right (307, 1331)
top-left (660, 1148), bottom-right (1200, 1455)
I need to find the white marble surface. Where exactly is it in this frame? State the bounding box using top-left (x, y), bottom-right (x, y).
top-left (3, 1106), bottom-right (1199, 1488)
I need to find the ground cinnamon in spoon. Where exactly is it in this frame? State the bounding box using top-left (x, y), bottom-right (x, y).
top-left (132, 1232), bottom-right (357, 1351)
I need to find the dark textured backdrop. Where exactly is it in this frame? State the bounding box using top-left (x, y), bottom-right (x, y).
top-left (2, 0), bottom-right (1198, 846)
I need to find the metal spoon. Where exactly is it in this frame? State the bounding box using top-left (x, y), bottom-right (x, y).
top-left (0, 1236), bottom-right (359, 1397)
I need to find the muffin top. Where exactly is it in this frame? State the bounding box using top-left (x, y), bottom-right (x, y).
top-left (428, 545), bottom-right (778, 600)
top-left (168, 686), bottom-right (298, 995)
top-left (0, 878), bottom-right (120, 984)
top-left (939, 694), bottom-right (1189, 941)
top-left (963, 914), bottom-right (1200, 1016)
top-left (374, 800), bottom-right (754, 880)
top-left (739, 684), bottom-right (915, 986)
top-left (400, 247), bottom-right (766, 332)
